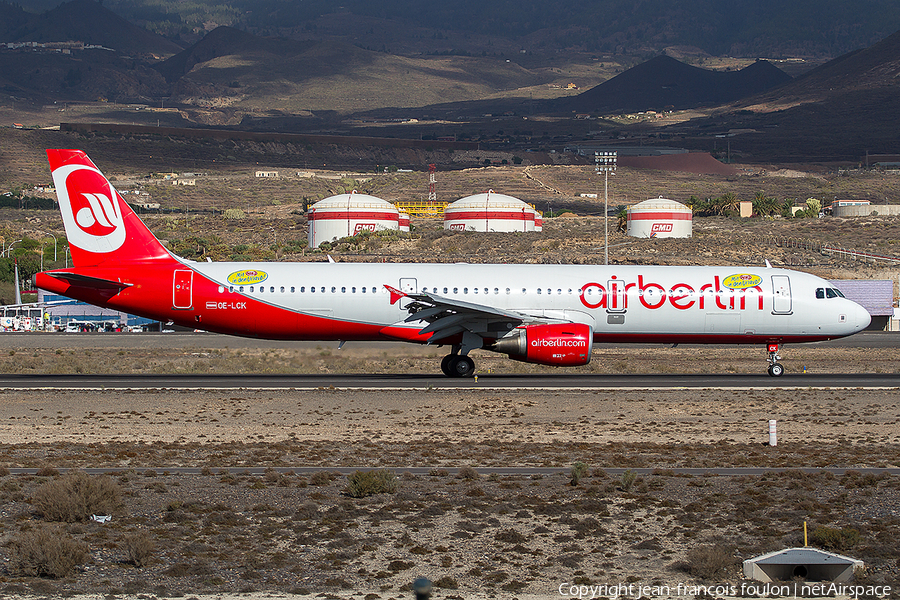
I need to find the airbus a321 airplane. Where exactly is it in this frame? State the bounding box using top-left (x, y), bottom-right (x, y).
top-left (35, 150), bottom-right (871, 377)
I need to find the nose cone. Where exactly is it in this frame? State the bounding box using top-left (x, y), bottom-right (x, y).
top-left (854, 302), bottom-right (871, 332)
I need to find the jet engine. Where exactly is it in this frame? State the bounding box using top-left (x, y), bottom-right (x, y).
top-left (491, 323), bottom-right (593, 366)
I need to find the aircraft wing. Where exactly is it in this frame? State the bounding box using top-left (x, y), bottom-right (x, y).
top-left (388, 285), bottom-right (532, 343)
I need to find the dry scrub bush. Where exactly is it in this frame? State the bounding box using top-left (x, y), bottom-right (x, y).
top-left (33, 471), bottom-right (122, 522)
top-left (811, 526), bottom-right (861, 552)
top-left (123, 531), bottom-right (154, 567)
top-left (346, 469), bottom-right (397, 498)
top-left (9, 525), bottom-right (89, 578)
top-left (456, 466), bottom-right (479, 480)
top-left (684, 544), bottom-right (738, 580)
top-left (570, 462), bottom-right (589, 486)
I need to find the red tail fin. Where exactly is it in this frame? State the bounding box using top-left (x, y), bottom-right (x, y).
top-left (47, 150), bottom-right (171, 267)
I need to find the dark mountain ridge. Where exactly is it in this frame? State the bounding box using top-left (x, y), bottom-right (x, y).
top-left (552, 56), bottom-right (792, 114)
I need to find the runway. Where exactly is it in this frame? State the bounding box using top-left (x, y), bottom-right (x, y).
top-left (0, 372), bottom-right (897, 389)
top-left (0, 330), bottom-right (896, 349)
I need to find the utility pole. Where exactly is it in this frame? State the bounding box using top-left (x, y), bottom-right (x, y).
top-left (595, 151), bottom-right (617, 265)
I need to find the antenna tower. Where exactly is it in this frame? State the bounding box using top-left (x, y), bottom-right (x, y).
top-left (427, 164), bottom-right (437, 202)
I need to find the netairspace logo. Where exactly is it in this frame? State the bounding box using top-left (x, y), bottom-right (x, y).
top-left (558, 583), bottom-right (892, 600)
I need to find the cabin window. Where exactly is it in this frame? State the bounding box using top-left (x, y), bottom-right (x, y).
top-left (271, 286), bottom-right (275, 293)
top-left (474, 288), bottom-right (479, 294)
top-left (494, 288), bottom-right (499, 295)
top-left (361, 287), bottom-right (365, 293)
top-left (463, 287), bottom-right (468, 294)
top-left (239, 286), bottom-right (245, 293)
top-left (352, 287), bottom-right (356, 293)
top-left (331, 287), bottom-right (336, 293)
top-left (537, 288), bottom-right (542, 295)
top-left (229, 286), bottom-right (234, 293)
top-left (290, 287), bottom-right (295, 293)
top-left (557, 289), bottom-right (562, 295)
top-left (322, 287), bottom-right (326, 293)
top-left (250, 286), bottom-right (254, 293)
top-left (341, 287), bottom-right (346, 293)
top-left (310, 287), bottom-right (315, 293)
top-left (483, 288), bottom-right (488, 295)
top-left (453, 287), bottom-right (458, 294)
top-left (522, 288), bottom-right (527, 294)
top-left (506, 288), bottom-right (510, 294)
top-left (299, 287), bottom-right (304, 293)
top-left (443, 287), bottom-right (448, 294)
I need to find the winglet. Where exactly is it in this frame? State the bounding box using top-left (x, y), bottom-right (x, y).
top-left (384, 284), bottom-right (406, 305)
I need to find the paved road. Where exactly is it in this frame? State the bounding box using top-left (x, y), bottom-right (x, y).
top-left (0, 372), bottom-right (897, 389)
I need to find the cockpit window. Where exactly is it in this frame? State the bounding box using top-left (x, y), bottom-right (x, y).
top-left (817, 287), bottom-right (845, 299)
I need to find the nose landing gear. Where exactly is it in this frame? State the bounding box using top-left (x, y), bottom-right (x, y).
top-left (766, 343), bottom-right (784, 377)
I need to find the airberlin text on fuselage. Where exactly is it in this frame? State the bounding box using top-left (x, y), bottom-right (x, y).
top-left (579, 275), bottom-right (764, 311)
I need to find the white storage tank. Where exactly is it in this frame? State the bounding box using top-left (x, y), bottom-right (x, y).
top-left (626, 197), bottom-right (692, 238)
top-left (444, 190), bottom-right (536, 232)
top-left (307, 191), bottom-right (400, 248)
top-left (398, 212), bottom-right (410, 233)
top-left (532, 208), bottom-right (543, 232)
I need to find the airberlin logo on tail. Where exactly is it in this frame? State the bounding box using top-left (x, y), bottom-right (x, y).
top-left (52, 163), bottom-right (125, 254)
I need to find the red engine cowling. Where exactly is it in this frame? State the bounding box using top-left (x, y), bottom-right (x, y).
top-left (491, 323), bottom-right (593, 366)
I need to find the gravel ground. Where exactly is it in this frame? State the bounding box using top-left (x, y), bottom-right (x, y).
top-left (0, 379), bottom-right (897, 599)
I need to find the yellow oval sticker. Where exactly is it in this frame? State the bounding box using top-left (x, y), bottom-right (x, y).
top-left (723, 273), bottom-right (762, 289)
top-left (227, 269), bottom-right (268, 285)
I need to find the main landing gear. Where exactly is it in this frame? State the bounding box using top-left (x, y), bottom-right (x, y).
top-left (441, 353), bottom-right (475, 378)
top-left (439, 332), bottom-right (481, 378)
top-left (766, 343), bottom-right (784, 377)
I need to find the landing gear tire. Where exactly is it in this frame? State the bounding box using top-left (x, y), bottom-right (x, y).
top-left (768, 363), bottom-right (784, 377)
top-left (444, 355), bottom-right (475, 378)
top-left (440, 354), bottom-right (455, 377)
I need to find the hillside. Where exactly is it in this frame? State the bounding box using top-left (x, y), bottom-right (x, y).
top-left (748, 28), bottom-right (900, 107)
top-left (669, 28), bottom-right (900, 161)
top-left (3, 0), bottom-right (182, 56)
top-left (156, 26), bottom-right (548, 113)
top-left (551, 56), bottom-right (791, 114)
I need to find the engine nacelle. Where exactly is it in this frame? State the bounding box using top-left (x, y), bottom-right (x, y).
top-left (491, 323), bottom-right (593, 366)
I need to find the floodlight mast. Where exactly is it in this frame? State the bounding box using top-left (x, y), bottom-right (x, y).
top-left (595, 151), bottom-right (617, 265)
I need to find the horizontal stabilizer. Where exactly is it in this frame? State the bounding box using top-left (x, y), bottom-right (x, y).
top-left (45, 271), bottom-right (133, 292)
